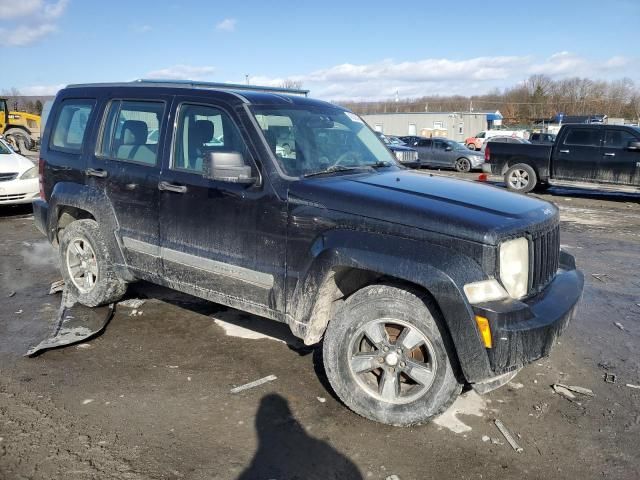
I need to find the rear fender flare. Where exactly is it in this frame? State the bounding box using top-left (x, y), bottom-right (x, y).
top-left (48, 182), bottom-right (133, 280)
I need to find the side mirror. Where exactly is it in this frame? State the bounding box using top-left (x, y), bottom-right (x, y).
top-left (627, 141), bottom-right (640, 151)
top-left (205, 152), bottom-right (256, 184)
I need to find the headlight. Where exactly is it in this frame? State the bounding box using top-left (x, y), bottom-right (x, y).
top-left (464, 279), bottom-right (508, 304)
top-left (499, 237), bottom-right (529, 299)
top-left (20, 166), bottom-right (37, 179)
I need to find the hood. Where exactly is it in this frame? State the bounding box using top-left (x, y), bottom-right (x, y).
top-left (289, 170), bottom-right (558, 245)
top-left (388, 144), bottom-right (416, 152)
top-left (0, 151), bottom-right (35, 175)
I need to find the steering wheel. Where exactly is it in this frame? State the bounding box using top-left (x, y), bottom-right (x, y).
top-left (334, 151), bottom-right (360, 167)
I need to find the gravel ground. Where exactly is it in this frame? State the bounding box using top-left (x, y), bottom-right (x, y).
top-left (0, 170), bottom-right (639, 480)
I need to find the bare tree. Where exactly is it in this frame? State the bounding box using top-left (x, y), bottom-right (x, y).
top-left (342, 76), bottom-right (640, 125)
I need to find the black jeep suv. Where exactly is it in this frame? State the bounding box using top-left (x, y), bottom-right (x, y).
top-left (33, 81), bottom-right (583, 426)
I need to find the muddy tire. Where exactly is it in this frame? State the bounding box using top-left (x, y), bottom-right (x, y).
top-left (322, 284), bottom-right (462, 426)
top-left (58, 219), bottom-right (127, 307)
top-left (505, 163), bottom-right (537, 193)
top-left (454, 157), bottom-right (471, 173)
top-left (4, 128), bottom-right (34, 151)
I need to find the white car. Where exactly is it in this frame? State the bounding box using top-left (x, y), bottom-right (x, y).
top-left (0, 137), bottom-right (39, 205)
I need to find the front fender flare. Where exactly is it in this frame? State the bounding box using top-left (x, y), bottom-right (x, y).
top-left (290, 229), bottom-right (494, 382)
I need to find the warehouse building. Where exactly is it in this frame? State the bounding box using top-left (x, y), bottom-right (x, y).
top-left (361, 111), bottom-right (502, 142)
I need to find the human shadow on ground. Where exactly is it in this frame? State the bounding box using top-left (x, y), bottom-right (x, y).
top-left (237, 394), bottom-right (362, 480)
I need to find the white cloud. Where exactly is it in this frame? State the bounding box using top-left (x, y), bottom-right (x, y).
top-left (0, 23), bottom-right (56, 47)
top-left (0, 0), bottom-right (68, 46)
top-left (43, 0), bottom-right (68, 19)
top-left (146, 65), bottom-right (216, 81)
top-left (0, 0), bottom-right (41, 19)
top-left (21, 83), bottom-right (64, 95)
top-left (238, 52), bottom-right (639, 101)
top-left (216, 18), bottom-right (236, 32)
top-left (132, 24), bottom-right (152, 34)
top-left (601, 55), bottom-right (630, 70)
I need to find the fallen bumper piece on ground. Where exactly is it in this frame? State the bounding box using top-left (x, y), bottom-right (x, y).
top-left (25, 289), bottom-right (114, 356)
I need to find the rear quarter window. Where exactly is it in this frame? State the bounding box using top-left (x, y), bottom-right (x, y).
top-left (50, 99), bottom-right (95, 153)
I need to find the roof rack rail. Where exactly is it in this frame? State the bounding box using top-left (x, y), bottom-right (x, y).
top-left (133, 79), bottom-right (309, 97)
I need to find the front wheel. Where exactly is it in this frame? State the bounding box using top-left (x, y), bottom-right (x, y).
top-left (505, 163), bottom-right (537, 193)
top-left (322, 284), bottom-right (462, 426)
top-left (59, 219), bottom-right (127, 307)
top-left (454, 157), bottom-right (471, 173)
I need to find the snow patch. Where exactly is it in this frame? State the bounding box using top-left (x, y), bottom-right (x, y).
top-left (433, 390), bottom-right (488, 433)
top-left (213, 318), bottom-right (285, 343)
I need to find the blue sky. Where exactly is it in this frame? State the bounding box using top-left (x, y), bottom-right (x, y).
top-left (0, 0), bottom-right (639, 100)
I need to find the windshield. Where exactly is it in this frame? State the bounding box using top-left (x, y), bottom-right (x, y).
top-left (0, 140), bottom-right (11, 155)
top-left (252, 106), bottom-right (397, 178)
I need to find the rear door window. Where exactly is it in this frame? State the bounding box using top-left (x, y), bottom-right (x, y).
top-left (51, 100), bottom-right (95, 153)
top-left (98, 100), bottom-right (165, 165)
top-left (564, 128), bottom-right (601, 147)
top-left (604, 129), bottom-right (638, 148)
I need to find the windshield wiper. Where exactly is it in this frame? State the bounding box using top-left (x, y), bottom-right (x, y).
top-left (366, 161), bottom-right (394, 168)
top-left (303, 165), bottom-right (371, 178)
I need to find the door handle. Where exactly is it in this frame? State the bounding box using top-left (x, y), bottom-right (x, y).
top-left (559, 149), bottom-right (570, 154)
top-left (86, 168), bottom-right (108, 178)
top-left (158, 181), bottom-right (187, 193)
top-left (603, 152), bottom-right (616, 157)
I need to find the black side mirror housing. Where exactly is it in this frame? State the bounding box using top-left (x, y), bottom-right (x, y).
top-left (205, 152), bottom-right (256, 184)
top-left (627, 141), bottom-right (640, 151)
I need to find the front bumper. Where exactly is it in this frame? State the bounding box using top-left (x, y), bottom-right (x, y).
top-left (472, 251), bottom-right (583, 379)
top-left (470, 157), bottom-right (485, 169)
top-left (0, 178), bottom-right (39, 205)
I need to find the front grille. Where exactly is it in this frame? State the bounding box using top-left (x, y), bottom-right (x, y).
top-left (0, 193), bottom-right (26, 201)
top-left (529, 225), bottom-right (560, 295)
top-left (0, 172), bottom-right (18, 182)
top-left (398, 151), bottom-right (415, 163)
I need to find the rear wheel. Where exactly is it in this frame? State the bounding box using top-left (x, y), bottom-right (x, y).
top-left (454, 157), bottom-right (471, 173)
top-left (59, 219), bottom-right (127, 306)
top-left (505, 163), bottom-right (537, 193)
top-left (322, 284), bottom-right (462, 426)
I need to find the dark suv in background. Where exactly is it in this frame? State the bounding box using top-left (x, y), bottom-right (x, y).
top-left (376, 132), bottom-right (419, 167)
top-left (33, 80), bottom-right (583, 426)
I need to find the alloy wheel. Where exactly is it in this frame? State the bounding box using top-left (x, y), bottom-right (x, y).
top-left (65, 237), bottom-right (98, 293)
top-left (348, 318), bottom-right (437, 405)
top-left (508, 169), bottom-right (530, 190)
